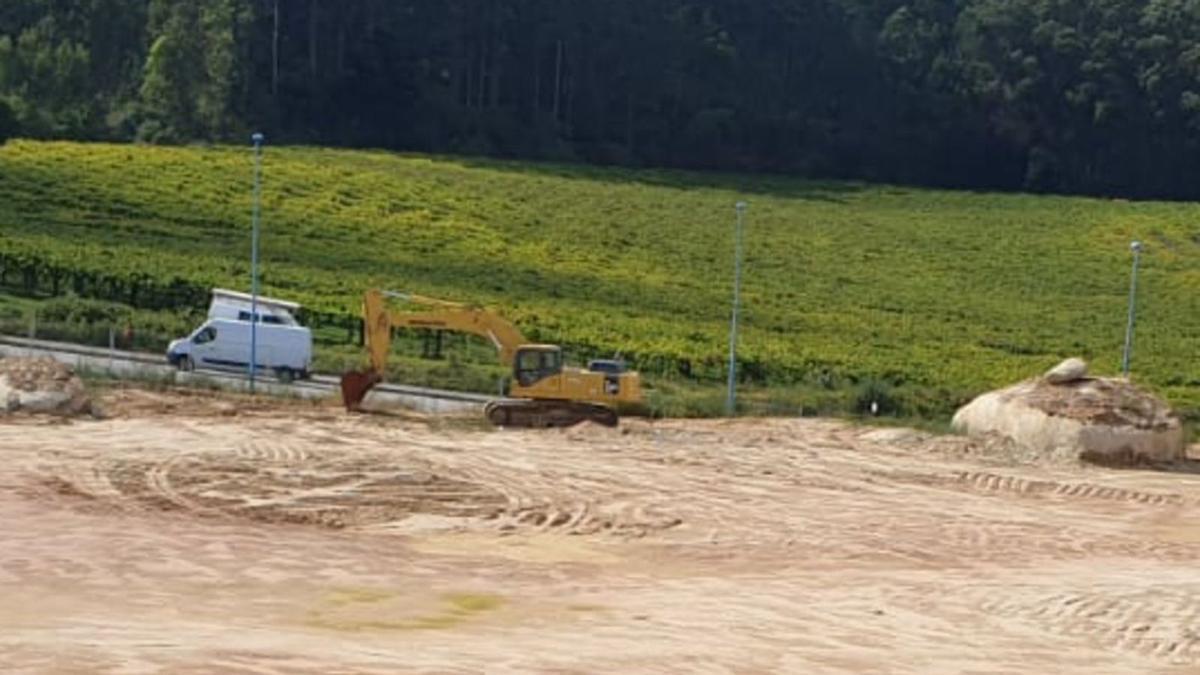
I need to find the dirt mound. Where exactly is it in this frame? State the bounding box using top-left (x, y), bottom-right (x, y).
top-left (953, 359), bottom-right (1184, 466)
top-left (0, 357), bottom-right (91, 417)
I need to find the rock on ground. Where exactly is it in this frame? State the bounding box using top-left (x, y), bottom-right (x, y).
top-left (1044, 357), bottom-right (1089, 384)
top-left (952, 374), bottom-right (1183, 467)
top-left (0, 357), bottom-right (92, 417)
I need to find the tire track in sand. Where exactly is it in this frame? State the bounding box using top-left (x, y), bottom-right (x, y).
top-left (878, 469), bottom-right (1189, 507)
top-left (977, 587), bottom-right (1200, 666)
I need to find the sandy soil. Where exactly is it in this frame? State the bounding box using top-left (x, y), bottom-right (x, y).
top-left (3, 388), bottom-right (1200, 673)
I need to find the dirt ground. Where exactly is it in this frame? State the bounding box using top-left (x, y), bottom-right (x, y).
top-left (3, 388), bottom-right (1200, 673)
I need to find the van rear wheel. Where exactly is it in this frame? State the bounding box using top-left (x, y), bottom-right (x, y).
top-left (275, 368), bottom-right (295, 384)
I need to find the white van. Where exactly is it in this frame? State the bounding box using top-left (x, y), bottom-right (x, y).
top-left (166, 290), bottom-right (313, 382)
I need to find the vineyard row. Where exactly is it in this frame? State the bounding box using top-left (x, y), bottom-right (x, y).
top-left (0, 238), bottom-right (761, 382)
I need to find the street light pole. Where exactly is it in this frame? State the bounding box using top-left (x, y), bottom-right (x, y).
top-left (1121, 240), bottom-right (1143, 378)
top-left (249, 132), bottom-right (264, 393)
top-left (726, 201), bottom-right (747, 416)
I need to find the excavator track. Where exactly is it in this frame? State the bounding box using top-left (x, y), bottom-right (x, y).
top-left (484, 399), bottom-right (618, 428)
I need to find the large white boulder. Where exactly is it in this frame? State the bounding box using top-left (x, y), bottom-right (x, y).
top-left (953, 362), bottom-right (1183, 466)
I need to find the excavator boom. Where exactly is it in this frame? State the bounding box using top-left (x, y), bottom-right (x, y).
top-left (343, 288), bottom-right (528, 411)
top-left (362, 288), bottom-right (527, 370)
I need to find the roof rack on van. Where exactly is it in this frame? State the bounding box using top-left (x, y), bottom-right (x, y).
top-left (211, 288), bottom-right (302, 311)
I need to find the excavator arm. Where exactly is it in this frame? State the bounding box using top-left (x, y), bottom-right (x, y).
top-left (363, 288), bottom-right (527, 370)
top-left (342, 288), bottom-right (528, 410)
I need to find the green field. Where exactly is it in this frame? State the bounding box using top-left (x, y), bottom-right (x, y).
top-left (2, 139), bottom-right (1198, 419)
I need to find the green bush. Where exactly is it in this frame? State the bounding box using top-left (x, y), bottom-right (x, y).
top-left (2, 293), bottom-right (195, 351)
top-left (853, 377), bottom-right (900, 416)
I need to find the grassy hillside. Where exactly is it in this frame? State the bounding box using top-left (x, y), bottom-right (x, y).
top-left (2, 139), bottom-right (1199, 418)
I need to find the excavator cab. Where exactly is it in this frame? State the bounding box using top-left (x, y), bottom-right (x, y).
top-left (514, 346), bottom-right (563, 387)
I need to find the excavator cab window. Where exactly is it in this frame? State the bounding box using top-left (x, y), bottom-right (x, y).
top-left (515, 348), bottom-right (562, 387)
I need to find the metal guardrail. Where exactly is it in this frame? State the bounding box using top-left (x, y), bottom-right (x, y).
top-left (0, 333), bottom-right (494, 411)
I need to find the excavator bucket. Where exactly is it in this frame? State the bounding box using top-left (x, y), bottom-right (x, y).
top-left (340, 369), bottom-right (382, 412)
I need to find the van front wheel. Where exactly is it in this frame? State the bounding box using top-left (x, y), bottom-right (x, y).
top-left (179, 356), bottom-right (195, 372)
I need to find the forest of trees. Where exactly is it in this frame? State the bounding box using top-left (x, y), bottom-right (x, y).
top-left (4, 0), bottom-right (1200, 199)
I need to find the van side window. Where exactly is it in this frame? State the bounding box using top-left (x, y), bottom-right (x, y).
top-left (193, 326), bottom-right (217, 344)
top-left (237, 311), bottom-right (284, 325)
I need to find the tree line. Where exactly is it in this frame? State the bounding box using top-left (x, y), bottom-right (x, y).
top-left (3, 0), bottom-right (1200, 199)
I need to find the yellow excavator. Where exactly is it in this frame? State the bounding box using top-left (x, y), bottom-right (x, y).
top-left (339, 289), bottom-right (644, 427)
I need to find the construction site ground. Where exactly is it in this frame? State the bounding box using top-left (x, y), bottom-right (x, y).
top-left (3, 387), bottom-right (1200, 673)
